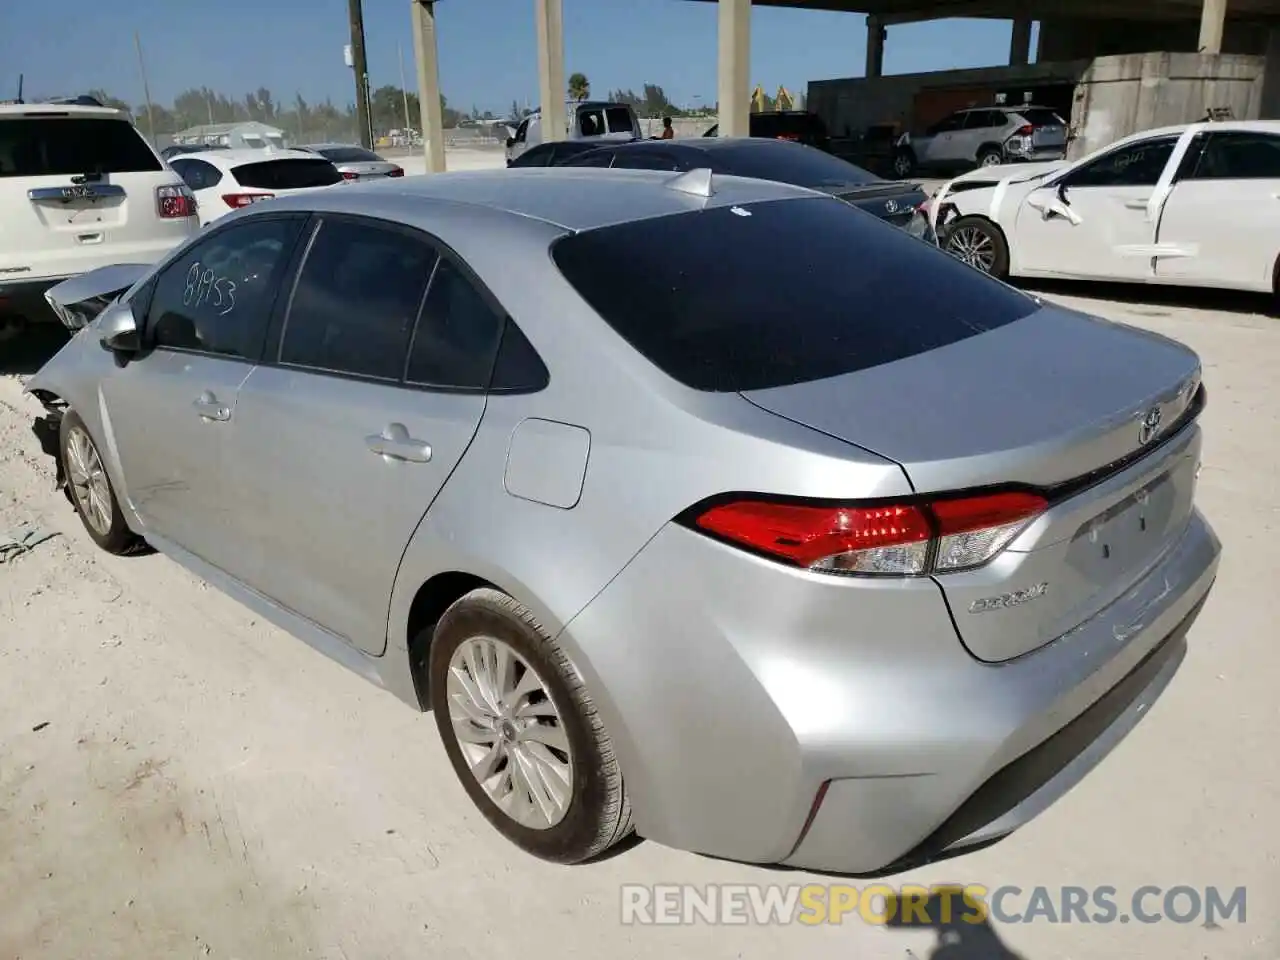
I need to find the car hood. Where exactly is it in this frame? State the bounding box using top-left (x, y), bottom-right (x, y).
top-left (41, 263), bottom-right (152, 331)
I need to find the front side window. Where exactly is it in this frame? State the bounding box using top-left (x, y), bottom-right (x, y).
top-left (926, 114), bottom-right (965, 136)
top-left (148, 217), bottom-right (304, 359)
top-left (1063, 136), bottom-right (1178, 188)
top-left (1189, 131), bottom-right (1280, 180)
top-left (605, 107), bottom-right (635, 134)
top-left (171, 158), bottom-right (222, 191)
top-left (514, 119), bottom-right (530, 144)
top-left (578, 108), bottom-right (606, 137)
top-left (280, 217), bottom-right (438, 381)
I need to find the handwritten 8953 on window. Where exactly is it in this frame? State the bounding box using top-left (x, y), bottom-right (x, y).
top-left (182, 261), bottom-right (236, 316)
top-left (618, 883), bottom-right (1248, 926)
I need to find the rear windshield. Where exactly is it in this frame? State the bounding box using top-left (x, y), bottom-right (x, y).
top-left (1020, 108), bottom-right (1066, 127)
top-left (714, 142), bottom-right (879, 188)
top-left (551, 196), bottom-right (1037, 392)
top-left (0, 117), bottom-right (161, 178)
top-left (319, 146), bottom-right (382, 163)
top-left (232, 158), bottom-right (343, 189)
top-left (605, 107), bottom-right (634, 134)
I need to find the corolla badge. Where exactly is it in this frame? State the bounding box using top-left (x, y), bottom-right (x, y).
top-left (1138, 406), bottom-right (1163, 446)
top-left (968, 582), bottom-right (1048, 614)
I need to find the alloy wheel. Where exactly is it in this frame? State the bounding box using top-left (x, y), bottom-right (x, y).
top-left (946, 226), bottom-right (997, 273)
top-left (446, 635), bottom-right (574, 830)
top-left (66, 426), bottom-right (113, 536)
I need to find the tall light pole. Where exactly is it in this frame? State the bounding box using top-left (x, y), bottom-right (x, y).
top-left (410, 0), bottom-right (446, 173)
top-left (347, 0), bottom-right (374, 148)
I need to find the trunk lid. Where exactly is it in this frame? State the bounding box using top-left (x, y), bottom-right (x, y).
top-left (742, 305), bottom-right (1205, 662)
top-left (835, 180), bottom-right (927, 227)
top-left (338, 160), bottom-right (399, 179)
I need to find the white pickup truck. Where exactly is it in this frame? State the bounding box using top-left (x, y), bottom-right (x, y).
top-left (505, 101), bottom-right (642, 165)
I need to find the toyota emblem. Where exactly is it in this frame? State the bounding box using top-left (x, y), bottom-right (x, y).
top-left (1138, 406), bottom-right (1162, 445)
top-left (884, 199), bottom-right (899, 214)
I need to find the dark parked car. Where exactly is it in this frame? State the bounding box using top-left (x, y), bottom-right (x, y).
top-left (702, 111), bottom-right (832, 152)
top-left (507, 138), bottom-right (637, 168)
top-left (560, 137), bottom-right (929, 232)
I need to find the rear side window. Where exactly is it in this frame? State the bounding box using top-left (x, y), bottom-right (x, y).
top-left (281, 218), bottom-right (437, 380)
top-left (0, 117), bottom-right (161, 178)
top-left (714, 142), bottom-right (879, 188)
top-left (551, 197), bottom-right (1036, 392)
top-left (171, 158), bottom-right (223, 191)
top-left (233, 158), bottom-right (342, 189)
top-left (1190, 131), bottom-right (1280, 179)
top-left (406, 257), bottom-right (506, 389)
top-left (605, 107), bottom-right (635, 134)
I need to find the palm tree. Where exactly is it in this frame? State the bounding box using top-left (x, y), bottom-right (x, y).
top-left (568, 72), bottom-right (590, 102)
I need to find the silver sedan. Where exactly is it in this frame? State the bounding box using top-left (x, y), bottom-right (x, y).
top-left (299, 142), bottom-right (404, 180)
top-left (28, 166), bottom-right (1219, 873)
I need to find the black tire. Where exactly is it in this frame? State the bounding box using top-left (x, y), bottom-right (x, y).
top-left (429, 587), bottom-right (633, 864)
top-left (942, 215), bottom-right (1011, 279)
top-left (977, 146), bottom-right (1004, 167)
top-left (892, 149), bottom-right (916, 178)
top-left (58, 410), bottom-right (139, 555)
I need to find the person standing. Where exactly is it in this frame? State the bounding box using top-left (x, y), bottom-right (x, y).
top-left (660, 116), bottom-right (674, 140)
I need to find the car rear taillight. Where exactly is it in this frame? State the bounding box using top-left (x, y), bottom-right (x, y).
top-left (687, 490), bottom-right (1047, 577)
top-left (1015, 124), bottom-right (1034, 136)
top-left (156, 184), bottom-right (197, 219)
top-left (388, 167), bottom-right (404, 177)
top-left (342, 170), bottom-right (359, 180)
top-left (221, 192), bottom-right (274, 208)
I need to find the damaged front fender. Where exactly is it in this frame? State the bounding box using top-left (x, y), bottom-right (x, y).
top-left (42, 263), bottom-right (151, 331)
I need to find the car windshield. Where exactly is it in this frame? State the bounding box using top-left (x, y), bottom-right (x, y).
top-left (319, 146), bottom-right (382, 163)
top-left (713, 142), bottom-right (879, 188)
top-left (232, 158), bottom-right (343, 189)
top-left (0, 117), bottom-right (162, 178)
top-left (552, 196), bottom-right (1037, 392)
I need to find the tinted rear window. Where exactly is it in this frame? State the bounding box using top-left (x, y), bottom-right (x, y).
top-left (1020, 109), bottom-right (1065, 127)
top-left (232, 158), bottom-right (342, 189)
top-left (551, 197), bottom-right (1036, 392)
top-left (319, 146), bottom-right (381, 163)
top-left (713, 142), bottom-right (878, 188)
top-left (0, 117), bottom-right (161, 178)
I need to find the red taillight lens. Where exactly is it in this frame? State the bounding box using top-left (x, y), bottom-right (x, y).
top-left (221, 192), bottom-right (274, 208)
top-left (387, 167), bottom-right (404, 177)
top-left (342, 170), bottom-right (359, 180)
top-left (156, 184), bottom-right (197, 219)
top-left (689, 490), bottom-right (1047, 577)
top-left (1016, 124), bottom-right (1034, 136)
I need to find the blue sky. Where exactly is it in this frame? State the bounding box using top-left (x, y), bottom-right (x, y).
top-left (3, 0), bottom-right (1038, 113)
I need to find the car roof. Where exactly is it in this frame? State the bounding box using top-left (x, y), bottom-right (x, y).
top-left (607, 136), bottom-right (803, 156)
top-left (175, 148), bottom-right (325, 167)
top-left (258, 166), bottom-right (819, 233)
top-left (0, 103), bottom-right (130, 119)
top-left (304, 142), bottom-right (369, 151)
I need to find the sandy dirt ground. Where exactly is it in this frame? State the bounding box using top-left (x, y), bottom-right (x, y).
top-left (1, 281), bottom-right (1277, 960)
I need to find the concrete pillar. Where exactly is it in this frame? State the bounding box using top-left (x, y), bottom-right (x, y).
top-left (717, 0), bottom-right (751, 137)
top-left (535, 0), bottom-right (567, 142)
top-left (865, 15), bottom-right (886, 78)
top-left (1198, 0), bottom-right (1226, 52)
top-left (1261, 28), bottom-right (1280, 117)
top-left (1009, 16), bottom-right (1033, 65)
top-left (410, 0), bottom-right (446, 173)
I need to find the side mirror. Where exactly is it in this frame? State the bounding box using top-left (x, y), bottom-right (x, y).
top-left (506, 137), bottom-right (516, 148)
top-left (1056, 181), bottom-right (1070, 205)
top-left (99, 301), bottom-right (141, 356)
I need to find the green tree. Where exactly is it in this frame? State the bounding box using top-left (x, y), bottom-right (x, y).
top-left (568, 72), bottom-right (590, 101)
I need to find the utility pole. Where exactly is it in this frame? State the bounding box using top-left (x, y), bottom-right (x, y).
top-left (134, 31), bottom-right (156, 144)
top-left (410, 0), bottom-right (446, 173)
top-left (398, 42), bottom-right (412, 134)
top-left (347, 0), bottom-right (374, 148)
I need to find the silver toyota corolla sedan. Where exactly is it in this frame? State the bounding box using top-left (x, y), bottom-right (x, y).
top-left (27, 166), bottom-right (1219, 874)
top-left (298, 142), bottom-right (405, 180)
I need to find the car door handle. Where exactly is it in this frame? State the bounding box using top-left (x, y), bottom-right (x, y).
top-left (1124, 197), bottom-right (1151, 209)
top-left (365, 423), bottom-right (432, 463)
top-left (192, 392), bottom-right (230, 422)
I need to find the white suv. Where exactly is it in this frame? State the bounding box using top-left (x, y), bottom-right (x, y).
top-left (0, 101), bottom-right (199, 335)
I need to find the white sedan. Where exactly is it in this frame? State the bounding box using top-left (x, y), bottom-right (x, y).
top-left (166, 148), bottom-right (346, 225)
top-left (928, 118), bottom-right (1280, 294)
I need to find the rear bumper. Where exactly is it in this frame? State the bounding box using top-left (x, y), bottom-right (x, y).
top-left (561, 507), bottom-right (1219, 875)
